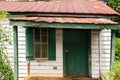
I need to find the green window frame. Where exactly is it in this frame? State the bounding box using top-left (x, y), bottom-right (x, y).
top-left (25, 27), bottom-right (56, 61)
top-left (33, 28), bottom-right (48, 60)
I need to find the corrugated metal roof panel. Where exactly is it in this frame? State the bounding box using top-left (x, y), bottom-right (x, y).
top-left (9, 17), bottom-right (118, 24)
top-left (0, 1), bottom-right (119, 15)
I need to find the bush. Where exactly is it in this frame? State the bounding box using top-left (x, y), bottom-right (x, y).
top-left (115, 38), bottom-right (120, 61)
top-left (0, 51), bottom-right (13, 80)
top-left (101, 61), bottom-right (120, 80)
top-left (0, 9), bottom-right (13, 80)
top-left (101, 37), bottom-right (120, 80)
top-left (112, 61), bottom-right (120, 80)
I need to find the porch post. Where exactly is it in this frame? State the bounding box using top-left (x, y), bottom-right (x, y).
top-left (110, 30), bottom-right (116, 69)
top-left (13, 26), bottom-right (18, 80)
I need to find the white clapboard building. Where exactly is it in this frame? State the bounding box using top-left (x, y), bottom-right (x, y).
top-left (0, 1), bottom-right (120, 80)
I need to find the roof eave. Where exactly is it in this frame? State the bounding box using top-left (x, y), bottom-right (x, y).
top-left (8, 12), bottom-right (119, 19)
top-left (9, 20), bottom-right (120, 30)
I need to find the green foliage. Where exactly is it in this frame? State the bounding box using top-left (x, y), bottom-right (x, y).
top-left (115, 38), bottom-right (120, 61)
top-left (101, 36), bottom-right (120, 80)
top-left (116, 31), bottom-right (120, 38)
top-left (101, 71), bottom-right (114, 80)
top-left (108, 0), bottom-right (120, 38)
top-left (108, 0), bottom-right (120, 22)
top-left (112, 61), bottom-right (120, 80)
top-left (101, 61), bottom-right (120, 80)
top-left (0, 8), bottom-right (13, 80)
top-left (0, 8), bottom-right (7, 21)
top-left (108, 0), bottom-right (120, 13)
top-left (0, 50), bottom-right (13, 80)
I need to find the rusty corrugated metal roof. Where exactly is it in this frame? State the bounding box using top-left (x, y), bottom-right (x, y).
top-left (10, 17), bottom-right (118, 24)
top-left (0, 1), bottom-right (119, 15)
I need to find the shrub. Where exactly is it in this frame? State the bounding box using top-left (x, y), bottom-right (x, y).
top-left (101, 61), bottom-right (120, 80)
top-left (115, 38), bottom-right (120, 61)
top-left (112, 61), bottom-right (120, 80)
top-left (0, 8), bottom-right (13, 80)
top-left (101, 37), bottom-right (120, 80)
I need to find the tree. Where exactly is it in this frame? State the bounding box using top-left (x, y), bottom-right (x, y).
top-left (108, 0), bottom-right (120, 13)
top-left (108, 0), bottom-right (120, 60)
top-left (108, 0), bottom-right (120, 22)
top-left (0, 8), bottom-right (13, 80)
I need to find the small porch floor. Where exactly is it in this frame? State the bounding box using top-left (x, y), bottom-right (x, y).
top-left (24, 76), bottom-right (98, 80)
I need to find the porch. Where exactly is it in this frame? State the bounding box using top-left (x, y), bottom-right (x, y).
top-left (25, 76), bottom-right (98, 80)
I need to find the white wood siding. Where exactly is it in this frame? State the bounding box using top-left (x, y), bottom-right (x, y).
top-left (101, 30), bottom-right (111, 72)
top-left (7, 27), bottom-right (63, 79)
top-left (7, 26), bottom-right (28, 80)
top-left (91, 30), bottom-right (111, 78)
top-left (6, 26), bottom-right (111, 79)
top-left (30, 29), bottom-right (63, 77)
top-left (18, 27), bottom-right (28, 80)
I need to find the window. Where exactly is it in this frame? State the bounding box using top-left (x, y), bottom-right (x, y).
top-left (25, 27), bottom-right (56, 61)
top-left (33, 28), bottom-right (48, 60)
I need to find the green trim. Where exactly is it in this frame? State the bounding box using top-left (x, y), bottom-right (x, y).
top-left (88, 30), bottom-right (91, 77)
top-left (10, 20), bottom-right (120, 30)
top-left (25, 27), bottom-right (34, 60)
top-left (48, 28), bottom-right (56, 60)
top-left (25, 28), bottom-right (56, 60)
top-left (13, 26), bottom-right (18, 80)
top-left (63, 29), bottom-right (66, 76)
top-left (110, 30), bottom-right (116, 69)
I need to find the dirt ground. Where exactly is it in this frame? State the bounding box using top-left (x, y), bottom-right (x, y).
top-left (24, 76), bottom-right (63, 80)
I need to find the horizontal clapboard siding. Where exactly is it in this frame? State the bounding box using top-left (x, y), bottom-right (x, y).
top-left (101, 30), bottom-right (111, 72)
top-left (6, 26), bottom-right (28, 80)
top-left (91, 30), bottom-right (111, 78)
top-left (30, 29), bottom-right (63, 77)
top-left (7, 27), bottom-right (63, 79)
top-left (6, 25), bottom-right (111, 79)
top-left (18, 27), bottom-right (28, 80)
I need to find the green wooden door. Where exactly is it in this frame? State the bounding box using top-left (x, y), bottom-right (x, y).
top-left (63, 29), bottom-right (89, 77)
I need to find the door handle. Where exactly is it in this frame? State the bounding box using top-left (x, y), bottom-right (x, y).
top-left (65, 50), bottom-right (68, 53)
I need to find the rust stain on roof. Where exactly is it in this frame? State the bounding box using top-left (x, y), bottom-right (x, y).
top-left (0, 1), bottom-right (119, 15)
top-left (10, 17), bottom-right (118, 24)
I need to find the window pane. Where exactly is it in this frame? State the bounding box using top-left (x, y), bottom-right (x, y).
top-left (42, 50), bottom-right (47, 58)
top-left (42, 44), bottom-right (47, 58)
top-left (35, 36), bottom-right (40, 43)
top-left (35, 29), bottom-right (40, 35)
top-left (35, 44), bottom-right (41, 58)
top-left (34, 28), bottom-right (48, 59)
top-left (42, 44), bottom-right (47, 51)
top-left (42, 36), bottom-right (47, 43)
top-left (41, 29), bottom-right (47, 35)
